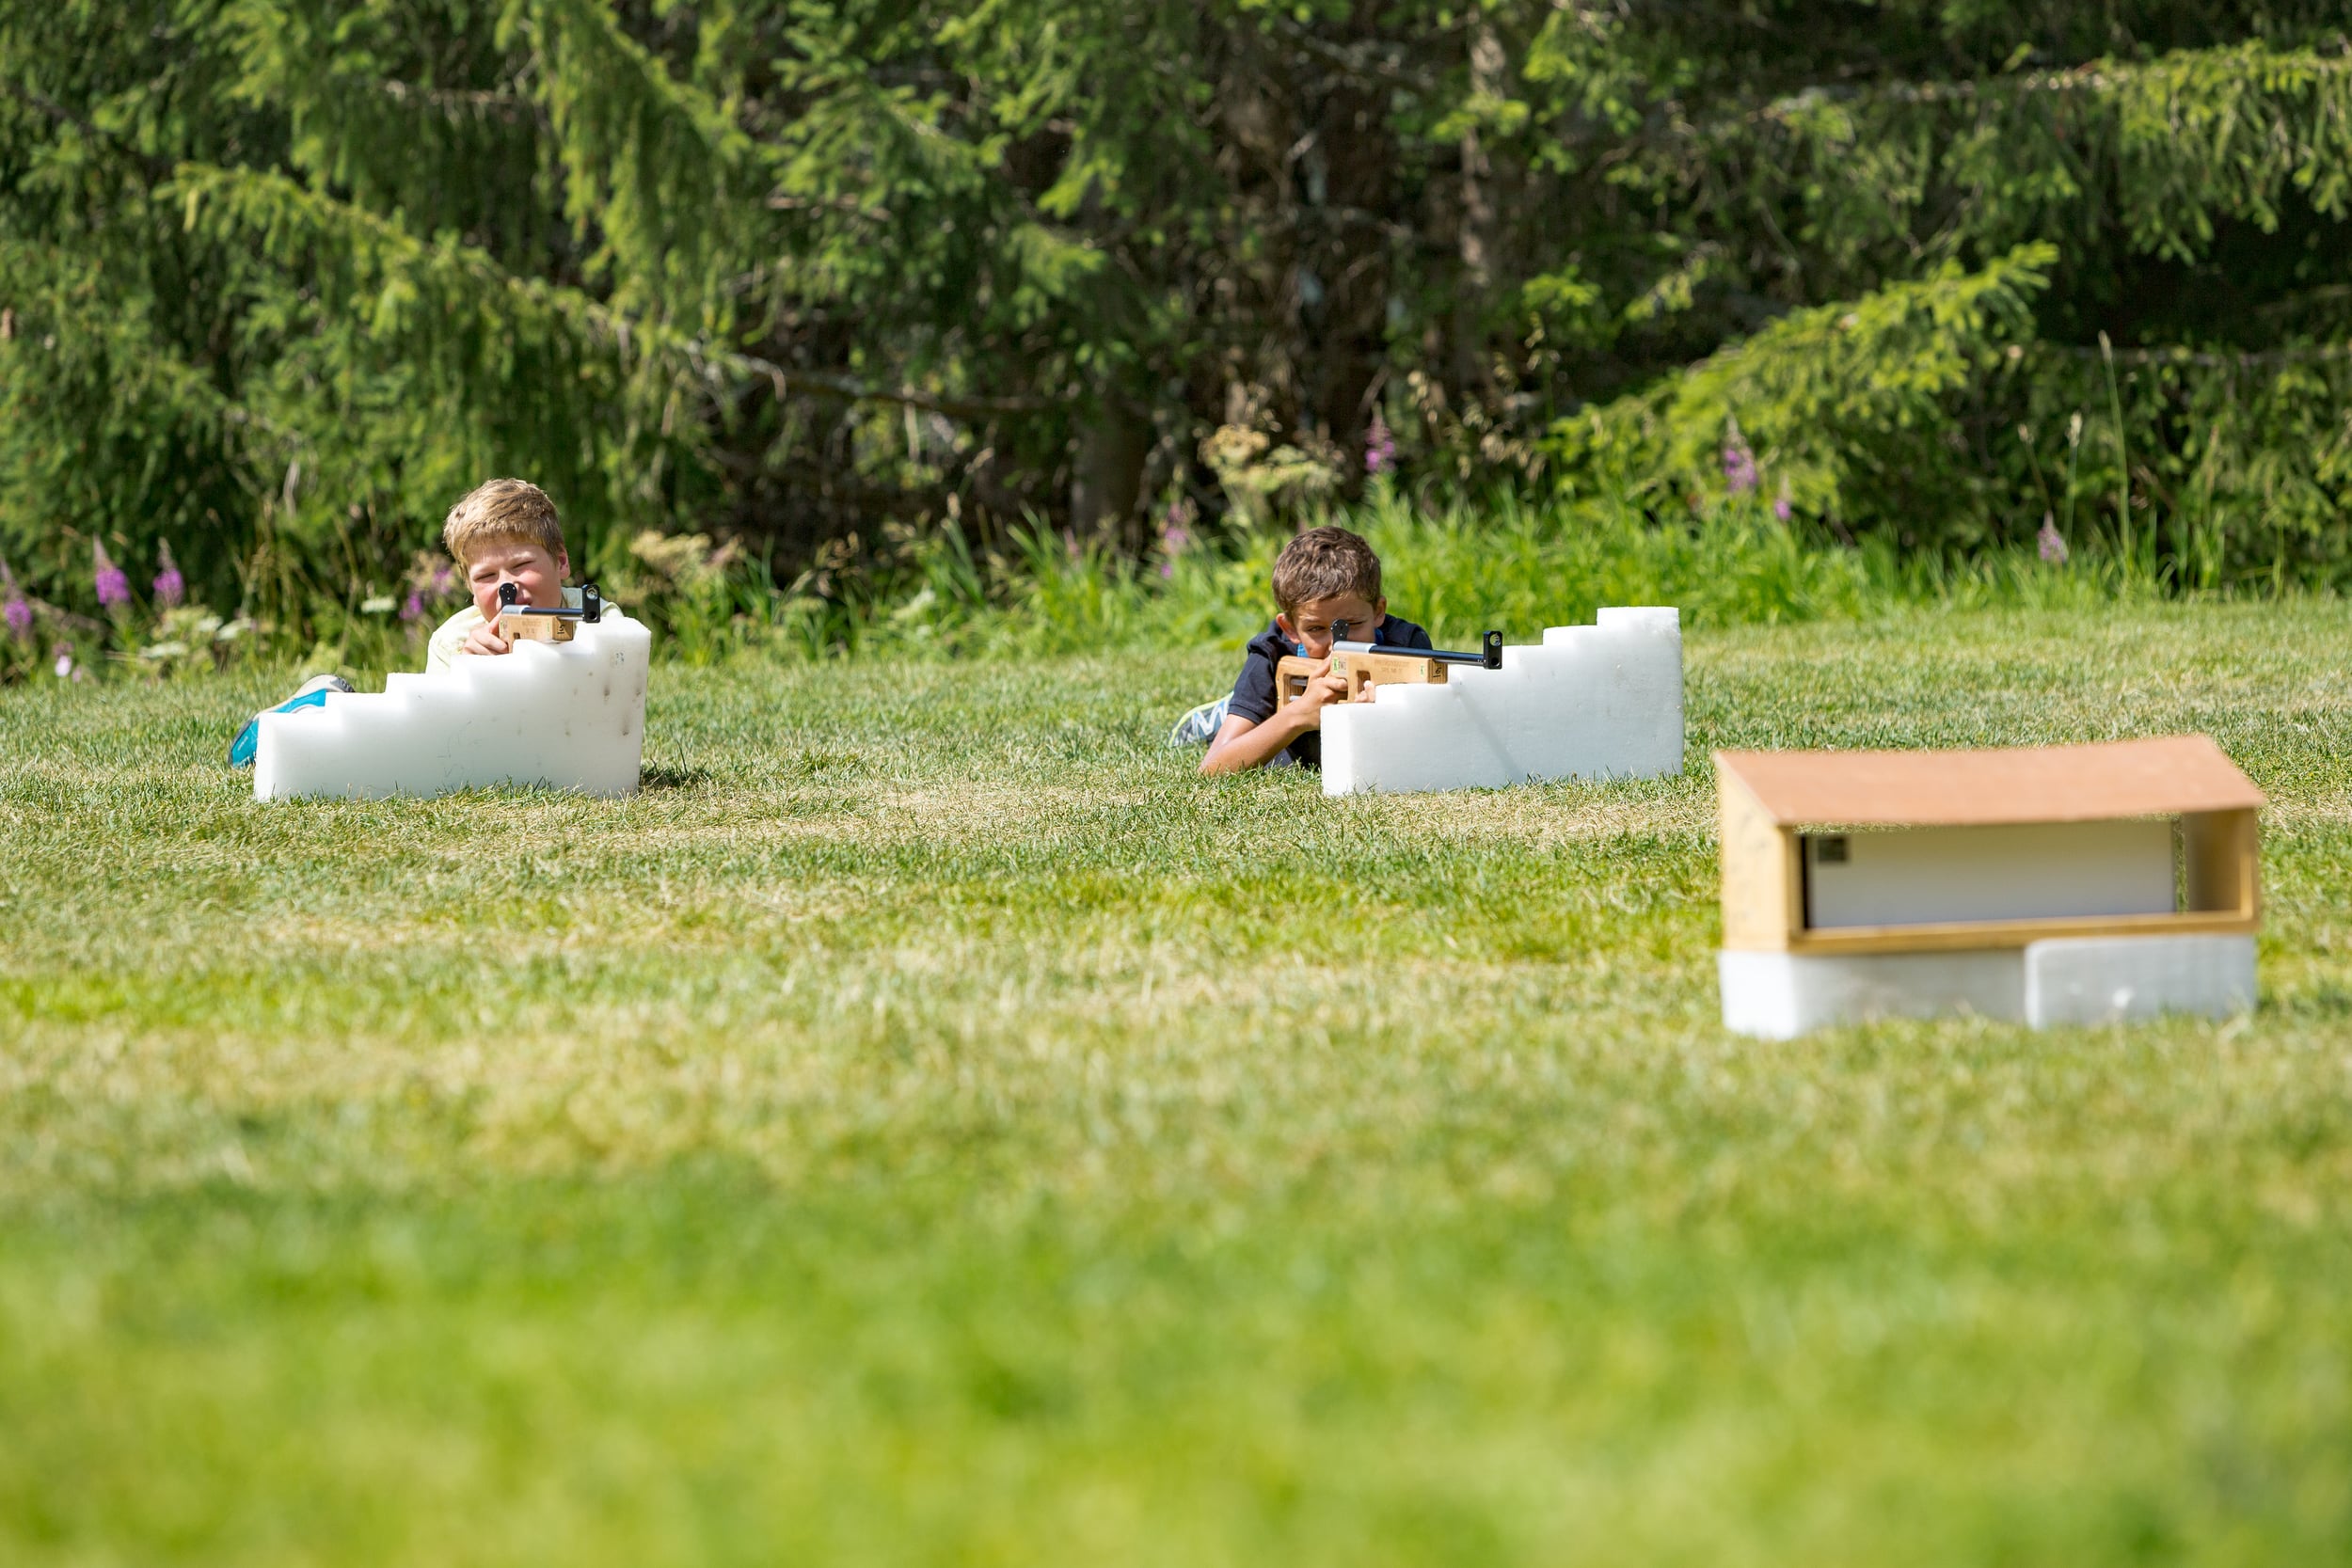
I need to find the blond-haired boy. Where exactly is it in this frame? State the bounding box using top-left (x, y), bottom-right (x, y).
top-left (424, 478), bottom-right (605, 673)
top-left (226, 478), bottom-right (612, 767)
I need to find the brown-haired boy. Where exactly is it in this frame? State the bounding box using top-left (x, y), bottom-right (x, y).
top-left (424, 478), bottom-right (602, 673)
top-left (1195, 526), bottom-right (1433, 774)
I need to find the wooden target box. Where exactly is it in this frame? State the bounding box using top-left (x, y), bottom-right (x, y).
top-left (1715, 736), bottom-right (2264, 957)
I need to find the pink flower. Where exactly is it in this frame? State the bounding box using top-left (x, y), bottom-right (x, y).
top-left (1722, 433), bottom-right (1757, 495)
top-left (1364, 412), bottom-right (1397, 476)
top-left (2038, 515), bottom-right (2069, 565)
top-left (1, 560), bottom-right (28, 641)
top-left (152, 541), bottom-right (184, 609)
top-left (53, 645), bottom-right (73, 679)
top-left (1159, 498), bottom-right (1195, 559)
top-left (1772, 483), bottom-right (1792, 523)
top-left (92, 542), bottom-right (130, 610)
top-left (401, 592), bottom-right (425, 623)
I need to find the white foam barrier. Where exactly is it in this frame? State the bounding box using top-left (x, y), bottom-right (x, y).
top-left (1718, 950), bottom-right (2025, 1040)
top-left (254, 611), bottom-right (651, 801)
top-left (1719, 934), bottom-right (2258, 1037)
top-left (1319, 608), bottom-right (1683, 796)
top-left (2023, 935), bottom-right (2256, 1028)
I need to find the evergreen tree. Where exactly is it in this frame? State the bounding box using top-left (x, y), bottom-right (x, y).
top-left (1, 2), bottom-right (2346, 620)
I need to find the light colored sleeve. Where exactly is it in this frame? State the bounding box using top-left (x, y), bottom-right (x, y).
top-left (423, 605), bottom-right (482, 673)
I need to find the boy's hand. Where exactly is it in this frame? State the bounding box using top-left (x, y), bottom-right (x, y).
top-left (1283, 657), bottom-right (1350, 716)
top-left (460, 620), bottom-right (513, 657)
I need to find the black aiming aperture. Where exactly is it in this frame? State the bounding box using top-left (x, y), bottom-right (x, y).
top-left (498, 581), bottom-right (520, 608)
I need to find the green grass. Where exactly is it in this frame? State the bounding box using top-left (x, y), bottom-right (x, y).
top-left (4, 603), bottom-right (2350, 1565)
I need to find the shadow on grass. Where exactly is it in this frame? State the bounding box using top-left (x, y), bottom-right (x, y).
top-left (640, 761), bottom-right (716, 791)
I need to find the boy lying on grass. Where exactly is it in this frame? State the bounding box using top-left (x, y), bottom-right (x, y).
top-left (230, 478), bottom-right (611, 765)
top-left (1179, 525), bottom-right (1433, 774)
top-left (423, 478), bottom-right (604, 673)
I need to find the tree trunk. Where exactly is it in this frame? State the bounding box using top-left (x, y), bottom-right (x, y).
top-left (1451, 18), bottom-right (1504, 396)
top-left (1070, 400), bottom-right (1152, 534)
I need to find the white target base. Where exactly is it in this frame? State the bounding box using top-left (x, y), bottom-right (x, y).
top-left (254, 612), bottom-right (651, 801)
top-left (1719, 934), bottom-right (2257, 1038)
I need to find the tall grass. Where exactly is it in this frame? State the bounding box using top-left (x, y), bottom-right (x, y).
top-left (841, 487), bottom-right (2190, 662)
top-left (2, 486), bottom-right (2253, 687)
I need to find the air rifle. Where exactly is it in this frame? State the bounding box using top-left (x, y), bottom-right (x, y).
top-left (494, 580), bottom-right (603, 643)
top-left (1275, 626), bottom-right (1504, 726)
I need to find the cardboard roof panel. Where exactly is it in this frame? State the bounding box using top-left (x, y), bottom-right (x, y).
top-left (1714, 736), bottom-right (2265, 828)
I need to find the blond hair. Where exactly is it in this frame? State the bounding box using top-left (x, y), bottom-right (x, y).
top-left (1271, 525), bottom-right (1382, 614)
top-left (442, 478), bottom-right (565, 565)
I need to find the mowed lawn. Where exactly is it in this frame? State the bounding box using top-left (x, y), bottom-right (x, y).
top-left (4, 604), bottom-right (2350, 1566)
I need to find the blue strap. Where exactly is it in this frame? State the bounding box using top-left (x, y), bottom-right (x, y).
top-left (227, 687), bottom-right (335, 768)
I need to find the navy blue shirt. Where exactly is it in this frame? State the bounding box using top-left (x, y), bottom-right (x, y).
top-left (1226, 615), bottom-right (1433, 770)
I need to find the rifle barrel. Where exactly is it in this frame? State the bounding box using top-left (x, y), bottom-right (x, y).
top-left (1333, 628), bottom-right (1504, 670)
top-left (495, 583), bottom-right (603, 623)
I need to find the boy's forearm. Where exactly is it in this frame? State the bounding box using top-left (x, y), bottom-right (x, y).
top-left (1200, 708), bottom-right (1309, 774)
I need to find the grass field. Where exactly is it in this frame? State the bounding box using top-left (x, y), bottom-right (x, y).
top-left (5, 604), bottom-right (2350, 1565)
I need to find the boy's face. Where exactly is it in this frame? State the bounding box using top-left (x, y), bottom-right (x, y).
top-left (1277, 593), bottom-right (1385, 657)
top-left (465, 539), bottom-right (569, 623)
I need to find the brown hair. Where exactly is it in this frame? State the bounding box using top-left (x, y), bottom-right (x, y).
top-left (442, 478), bottom-right (565, 565)
top-left (1271, 526), bottom-right (1382, 613)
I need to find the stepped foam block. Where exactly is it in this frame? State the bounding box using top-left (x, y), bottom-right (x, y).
top-left (1718, 934), bottom-right (2257, 1037)
top-left (254, 611), bottom-right (650, 801)
top-left (1319, 608), bottom-right (1682, 795)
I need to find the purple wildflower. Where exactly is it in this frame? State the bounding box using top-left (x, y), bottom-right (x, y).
top-left (1160, 499), bottom-right (1195, 557)
top-left (152, 541), bottom-right (184, 609)
top-left (92, 542), bottom-right (130, 610)
top-left (401, 591), bottom-right (425, 623)
top-left (1158, 499), bottom-right (1197, 580)
top-left (1772, 483), bottom-right (1792, 523)
top-left (1722, 428), bottom-right (1757, 496)
top-left (1365, 412), bottom-right (1397, 477)
top-left (2038, 515), bottom-right (2069, 565)
top-left (1, 560), bottom-right (28, 641)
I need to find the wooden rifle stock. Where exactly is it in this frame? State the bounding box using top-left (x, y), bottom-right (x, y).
top-left (1273, 630), bottom-right (1503, 728)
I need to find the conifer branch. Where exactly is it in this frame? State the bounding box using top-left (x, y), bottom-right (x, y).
top-left (723, 356), bottom-right (1051, 419)
top-left (765, 192), bottom-right (890, 223)
top-left (171, 163), bottom-right (1044, 425)
top-left (374, 81), bottom-right (544, 125)
top-left (1760, 46), bottom-right (2352, 115)
top-left (2042, 340), bottom-right (2352, 370)
top-left (1272, 22), bottom-right (1442, 95)
top-left (0, 78), bottom-right (170, 180)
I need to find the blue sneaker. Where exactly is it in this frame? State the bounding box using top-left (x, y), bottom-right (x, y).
top-left (1168, 694), bottom-right (1230, 747)
top-left (228, 674), bottom-right (354, 768)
